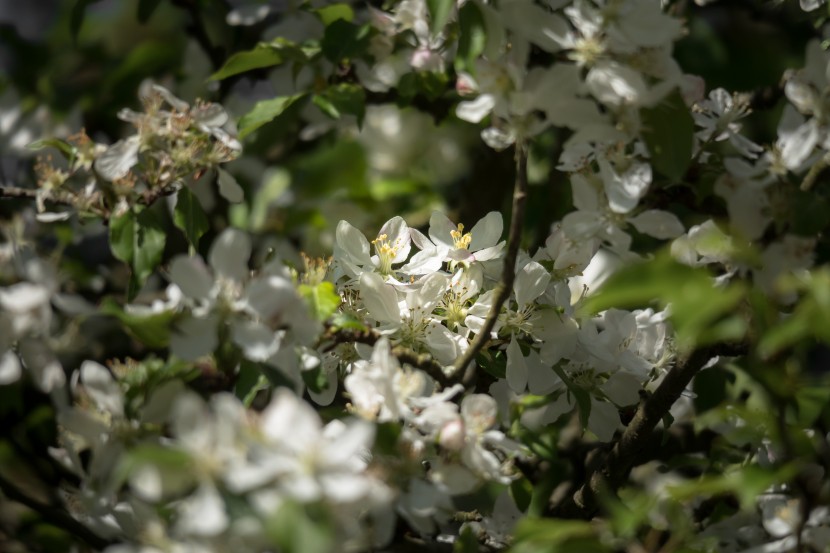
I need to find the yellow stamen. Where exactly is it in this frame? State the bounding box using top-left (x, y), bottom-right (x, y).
top-left (450, 224), bottom-right (472, 250)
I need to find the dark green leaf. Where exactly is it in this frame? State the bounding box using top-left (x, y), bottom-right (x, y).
top-left (579, 253), bottom-right (746, 348)
top-left (397, 71), bottom-right (450, 102)
top-left (693, 367), bottom-right (735, 413)
top-left (70, 0), bottom-right (101, 42)
top-left (641, 89), bottom-right (694, 182)
top-left (329, 312), bottom-right (368, 332)
top-left (427, 0), bottom-right (454, 34)
top-left (454, 525), bottom-right (481, 553)
top-left (510, 477), bottom-right (534, 513)
top-left (133, 208), bottom-right (167, 286)
top-left (476, 350), bottom-right (506, 379)
top-left (320, 20), bottom-right (371, 63)
top-left (268, 501), bottom-right (333, 553)
top-left (27, 138), bottom-right (76, 160)
top-left (210, 40), bottom-right (307, 81)
top-left (301, 364), bottom-right (328, 394)
top-left (173, 187), bottom-right (209, 249)
top-left (456, 2), bottom-right (486, 72)
top-left (313, 83), bottom-right (366, 125)
top-left (314, 3), bottom-right (354, 25)
top-left (235, 361), bottom-right (269, 407)
top-left (109, 209), bottom-right (137, 264)
top-left (137, 0), bottom-right (163, 23)
top-left (238, 94), bottom-right (307, 139)
top-left (100, 298), bottom-right (175, 349)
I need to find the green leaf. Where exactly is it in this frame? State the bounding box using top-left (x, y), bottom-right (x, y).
top-left (427, 0), bottom-right (454, 34)
top-left (100, 298), bottom-right (175, 349)
top-left (268, 501), bottom-right (333, 553)
top-left (693, 367), bottom-right (735, 413)
top-left (115, 443), bottom-right (197, 497)
top-left (109, 208), bottom-right (166, 299)
top-left (314, 3), bottom-right (354, 25)
top-left (579, 253), bottom-right (746, 348)
top-left (70, 0), bottom-right (102, 42)
top-left (312, 83), bottom-right (366, 125)
top-left (137, 0), bottom-right (163, 23)
top-left (209, 40), bottom-right (307, 81)
top-left (510, 477), bottom-right (534, 513)
top-left (454, 525), bottom-right (481, 553)
top-left (301, 364), bottom-right (329, 394)
top-left (27, 138), bottom-right (76, 160)
top-left (238, 94), bottom-right (307, 139)
top-left (320, 20), bottom-right (371, 63)
top-left (476, 350), bottom-right (506, 379)
top-left (641, 89), bottom-right (694, 182)
top-left (329, 312), bottom-right (368, 332)
top-left (133, 208), bottom-right (167, 286)
top-left (513, 518), bottom-right (606, 553)
top-left (109, 209), bottom-right (137, 264)
top-left (298, 282), bottom-right (341, 322)
top-left (235, 361), bottom-right (270, 407)
top-left (250, 168), bottom-right (291, 231)
top-left (456, 2), bottom-right (486, 72)
top-left (173, 187), bottom-right (209, 249)
top-left (397, 71), bottom-right (450, 102)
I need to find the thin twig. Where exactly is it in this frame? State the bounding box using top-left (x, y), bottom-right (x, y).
top-left (0, 185), bottom-right (108, 218)
top-left (452, 140), bottom-right (529, 386)
top-left (323, 327), bottom-right (453, 387)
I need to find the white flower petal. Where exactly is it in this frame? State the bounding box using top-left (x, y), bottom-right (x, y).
top-left (514, 260), bottom-right (551, 307)
top-left (231, 320), bottom-right (281, 361)
top-left (456, 94), bottom-right (496, 123)
top-left (176, 483), bottom-right (228, 537)
top-left (629, 210), bottom-right (685, 239)
top-left (81, 361), bottom-right (124, 416)
top-left (217, 168), bottom-right (244, 203)
top-left (170, 315), bottom-right (218, 361)
top-left (469, 212), bottom-right (504, 253)
top-left (95, 138), bottom-right (139, 181)
top-left (208, 228), bottom-right (251, 282)
top-left (359, 272), bottom-right (401, 324)
top-left (168, 256), bottom-right (214, 300)
top-left (588, 400), bottom-right (620, 442)
top-left (506, 337), bottom-right (528, 393)
top-left (0, 351), bottom-right (21, 385)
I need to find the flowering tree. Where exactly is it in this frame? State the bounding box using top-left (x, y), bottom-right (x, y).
top-left (1, 0), bottom-right (830, 551)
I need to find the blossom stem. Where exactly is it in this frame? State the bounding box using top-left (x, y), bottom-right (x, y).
top-left (453, 140), bottom-right (529, 386)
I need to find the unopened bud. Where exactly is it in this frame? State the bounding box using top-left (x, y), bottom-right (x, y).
top-left (438, 419), bottom-right (466, 451)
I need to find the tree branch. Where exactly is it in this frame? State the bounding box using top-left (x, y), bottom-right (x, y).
top-left (550, 341), bottom-right (747, 519)
top-left (0, 185), bottom-right (109, 218)
top-left (452, 140), bottom-right (529, 385)
top-left (0, 474), bottom-right (113, 550)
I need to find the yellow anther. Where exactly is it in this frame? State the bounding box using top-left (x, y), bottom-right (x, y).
top-left (372, 233), bottom-right (400, 275)
top-left (450, 224), bottom-right (472, 250)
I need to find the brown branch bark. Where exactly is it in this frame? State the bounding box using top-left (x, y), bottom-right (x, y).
top-left (549, 341), bottom-right (747, 519)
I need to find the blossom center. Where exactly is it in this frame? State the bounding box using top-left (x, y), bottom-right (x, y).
top-left (450, 224), bottom-right (472, 250)
top-left (372, 233), bottom-right (401, 275)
